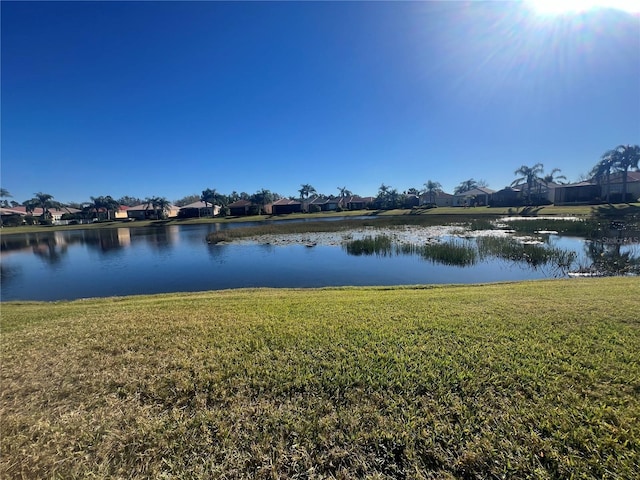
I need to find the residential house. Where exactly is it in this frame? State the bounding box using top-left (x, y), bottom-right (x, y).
top-left (271, 198), bottom-right (302, 215)
top-left (403, 194), bottom-right (420, 209)
top-left (0, 207), bottom-right (27, 226)
top-left (5, 206), bottom-right (81, 224)
top-left (342, 196), bottom-right (374, 210)
top-left (127, 203), bottom-right (180, 220)
top-left (179, 201), bottom-right (220, 218)
top-left (453, 187), bottom-right (495, 207)
top-left (552, 181), bottom-right (600, 205)
top-left (553, 171), bottom-right (640, 205)
top-left (489, 187), bottom-right (522, 207)
top-left (600, 171), bottom-right (640, 202)
top-left (308, 197), bottom-right (341, 212)
top-left (510, 179), bottom-right (561, 205)
top-left (420, 191), bottom-right (454, 207)
top-left (114, 206), bottom-right (129, 219)
top-left (227, 199), bottom-right (254, 216)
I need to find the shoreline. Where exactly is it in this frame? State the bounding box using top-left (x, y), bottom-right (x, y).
top-left (2, 203), bottom-right (639, 236)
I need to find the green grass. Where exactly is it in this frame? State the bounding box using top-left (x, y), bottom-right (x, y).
top-left (343, 234), bottom-right (394, 256)
top-left (399, 240), bottom-right (479, 266)
top-left (2, 279), bottom-right (639, 479)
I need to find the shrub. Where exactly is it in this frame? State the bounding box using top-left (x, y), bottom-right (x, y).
top-left (2, 215), bottom-right (24, 227)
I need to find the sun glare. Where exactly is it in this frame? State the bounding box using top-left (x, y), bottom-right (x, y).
top-left (527, 0), bottom-right (640, 15)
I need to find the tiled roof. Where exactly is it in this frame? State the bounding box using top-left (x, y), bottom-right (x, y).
top-left (181, 201), bottom-right (216, 209)
top-left (271, 198), bottom-right (301, 206)
top-left (228, 199), bottom-right (253, 208)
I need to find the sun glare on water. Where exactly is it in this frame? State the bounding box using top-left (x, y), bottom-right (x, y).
top-left (527, 0), bottom-right (640, 15)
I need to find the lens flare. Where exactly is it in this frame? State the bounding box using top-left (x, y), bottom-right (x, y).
top-left (527, 0), bottom-right (640, 15)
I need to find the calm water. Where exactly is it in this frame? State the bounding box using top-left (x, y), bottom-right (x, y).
top-left (0, 222), bottom-right (635, 301)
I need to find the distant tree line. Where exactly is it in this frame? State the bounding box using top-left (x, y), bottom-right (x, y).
top-left (2, 144), bottom-right (638, 225)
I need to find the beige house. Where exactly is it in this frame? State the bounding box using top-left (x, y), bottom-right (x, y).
top-left (179, 201), bottom-right (221, 217)
top-left (127, 203), bottom-right (180, 220)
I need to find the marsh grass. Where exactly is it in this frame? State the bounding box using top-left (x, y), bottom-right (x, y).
top-left (2, 279), bottom-right (639, 479)
top-left (343, 234), bottom-right (575, 269)
top-left (477, 236), bottom-right (577, 269)
top-left (343, 234), bottom-right (394, 256)
top-left (401, 241), bottom-right (478, 266)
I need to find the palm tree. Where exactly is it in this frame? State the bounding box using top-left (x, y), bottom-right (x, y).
top-left (201, 188), bottom-right (219, 217)
top-left (454, 179), bottom-right (479, 195)
top-left (591, 151), bottom-right (616, 203)
top-left (251, 189), bottom-right (273, 215)
top-left (613, 144), bottom-right (640, 202)
top-left (511, 164), bottom-right (544, 205)
top-left (0, 188), bottom-right (11, 226)
top-left (0, 188), bottom-right (11, 208)
top-left (87, 196), bottom-right (104, 220)
top-left (542, 168), bottom-right (566, 185)
top-left (102, 196), bottom-right (120, 220)
top-left (23, 199), bottom-right (38, 215)
top-left (153, 197), bottom-right (171, 220)
top-left (144, 197), bottom-right (155, 219)
top-left (423, 180), bottom-right (442, 205)
top-left (298, 184), bottom-right (316, 201)
top-left (337, 186), bottom-right (352, 208)
top-left (32, 192), bottom-right (57, 220)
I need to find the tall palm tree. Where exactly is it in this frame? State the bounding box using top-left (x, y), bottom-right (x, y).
top-left (0, 188), bottom-right (11, 208)
top-left (144, 197), bottom-right (155, 219)
top-left (102, 196), bottom-right (120, 220)
top-left (88, 196), bottom-right (104, 220)
top-left (32, 192), bottom-right (57, 220)
top-left (23, 199), bottom-right (38, 215)
top-left (201, 188), bottom-right (219, 217)
top-left (153, 197), bottom-right (171, 220)
top-left (613, 144), bottom-right (640, 202)
top-left (298, 184), bottom-right (316, 201)
top-left (454, 179), bottom-right (478, 195)
top-left (590, 151), bottom-right (616, 203)
top-left (423, 180), bottom-right (442, 205)
top-left (337, 186), bottom-right (352, 207)
top-left (251, 189), bottom-right (273, 215)
top-left (542, 168), bottom-right (566, 185)
top-left (511, 164), bottom-right (544, 205)
top-left (0, 188), bottom-right (11, 226)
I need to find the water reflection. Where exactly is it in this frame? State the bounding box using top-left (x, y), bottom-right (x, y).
top-left (581, 240), bottom-right (640, 276)
top-left (1, 221), bottom-right (638, 301)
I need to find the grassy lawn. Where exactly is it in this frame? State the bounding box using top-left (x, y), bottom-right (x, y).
top-left (2, 278), bottom-right (639, 478)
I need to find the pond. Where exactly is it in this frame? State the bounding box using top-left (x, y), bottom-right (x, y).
top-left (1, 218), bottom-right (639, 301)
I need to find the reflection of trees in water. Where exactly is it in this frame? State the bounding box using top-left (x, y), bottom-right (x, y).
top-left (130, 226), bottom-right (178, 251)
top-left (32, 237), bottom-right (68, 265)
top-left (81, 229), bottom-right (129, 253)
top-left (583, 240), bottom-right (640, 276)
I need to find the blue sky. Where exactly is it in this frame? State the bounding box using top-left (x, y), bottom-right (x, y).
top-left (2, 1), bottom-right (639, 204)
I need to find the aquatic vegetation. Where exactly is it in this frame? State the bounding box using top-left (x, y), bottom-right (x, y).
top-left (206, 216), bottom-right (495, 243)
top-left (477, 236), bottom-right (576, 269)
top-left (343, 234), bottom-right (393, 256)
top-left (411, 240), bottom-right (478, 266)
